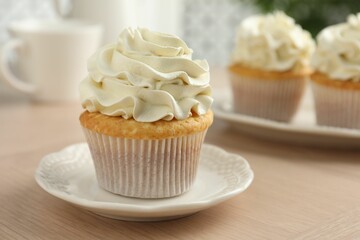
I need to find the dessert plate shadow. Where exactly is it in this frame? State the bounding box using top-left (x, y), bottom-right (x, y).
top-left (35, 143), bottom-right (253, 222)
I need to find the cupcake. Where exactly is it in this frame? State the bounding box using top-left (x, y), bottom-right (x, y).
top-left (229, 12), bottom-right (315, 122)
top-left (79, 28), bottom-right (213, 198)
top-left (311, 14), bottom-right (360, 129)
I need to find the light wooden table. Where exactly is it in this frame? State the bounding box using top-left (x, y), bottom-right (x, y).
top-left (1, 69), bottom-right (360, 239)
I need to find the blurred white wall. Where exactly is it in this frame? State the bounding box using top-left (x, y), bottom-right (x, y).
top-left (135, 0), bottom-right (184, 36)
top-left (0, 0), bottom-right (56, 44)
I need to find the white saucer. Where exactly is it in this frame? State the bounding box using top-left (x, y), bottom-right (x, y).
top-left (213, 88), bottom-right (360, 148)
top-left (35, 143), bottom-right (253, 222)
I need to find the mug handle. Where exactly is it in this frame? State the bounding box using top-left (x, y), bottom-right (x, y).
top-left (0, 39), bottom-right (36, 94)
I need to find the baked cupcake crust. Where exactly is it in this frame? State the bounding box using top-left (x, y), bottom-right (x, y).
top-left (229, 64), bottom-right (312, 80)
top-left (311, 71), bottom-right (360, 90)
top-left (80, 110), bottom-right (213, 139)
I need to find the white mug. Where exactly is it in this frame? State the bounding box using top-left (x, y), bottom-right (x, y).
top-left (55, 0), bottom-right (136, 44)
top-left (0, 19), bottom-right (102, 102)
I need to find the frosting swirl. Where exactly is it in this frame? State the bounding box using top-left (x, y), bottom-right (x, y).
top-left (312, 13), bottom-right (360, 81)
top-left (232, 12), bottom-right (315, 72)
top-left (80, 28), bottom-right (212, 122)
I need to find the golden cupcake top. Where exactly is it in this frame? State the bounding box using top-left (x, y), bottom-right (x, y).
top-left (80, 28), bottom-right (213, 122)
top-left (80, 110), bottom-right (213, 139)
top-left (312, 13), bottom-right (360, 82)
top-left (232, 12), bottom-right (315, 73)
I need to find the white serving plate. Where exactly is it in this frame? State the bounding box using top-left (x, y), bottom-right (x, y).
top-left (35, 143), bottom-right (253, 222)
top-left (213, 88), bottom-right (360, 148)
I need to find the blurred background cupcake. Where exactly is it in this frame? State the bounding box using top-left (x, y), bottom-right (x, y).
top-left (311, 13), bottom-right (360, 129)
top-left (228, 12), bottom-right (315, 122)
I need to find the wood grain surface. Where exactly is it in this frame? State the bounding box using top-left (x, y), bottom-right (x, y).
top-left (1, 69), bottom-right (360, 239)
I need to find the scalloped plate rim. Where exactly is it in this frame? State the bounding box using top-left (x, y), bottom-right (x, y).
top-left (35, 143), bottom-right (254, 216)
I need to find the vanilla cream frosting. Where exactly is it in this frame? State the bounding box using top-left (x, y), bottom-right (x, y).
top-left (232, 12), bottom-right (315, 72)
top-left (312, 13), bottom-right (360, 81)
top-left (80, 28), bottom-right (212, 122)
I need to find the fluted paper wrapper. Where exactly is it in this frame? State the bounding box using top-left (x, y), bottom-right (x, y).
top-left (311, 81), bottom-right (360, 129)
top-left (229, 72), bottom-right (306, 122)
top-left (82, 128), bottom-right (207, 198)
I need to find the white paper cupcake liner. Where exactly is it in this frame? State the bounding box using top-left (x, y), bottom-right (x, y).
top-left (82, 128), bottom-right (207, 198)
top-left (311, 81), bottom-right (360, 129)
top-left (229, 72), bottom-right (306, 122)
